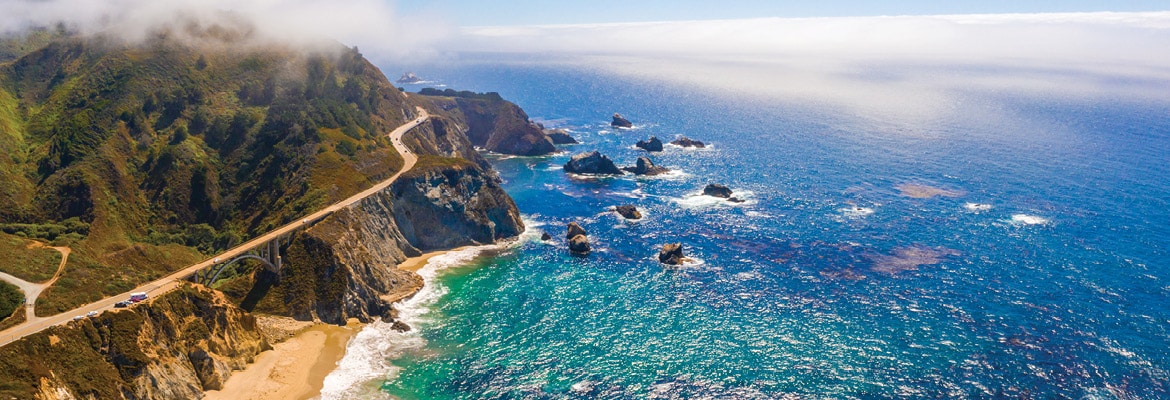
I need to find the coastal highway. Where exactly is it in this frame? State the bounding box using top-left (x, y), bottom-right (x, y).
top-left (0, 108), bottom-right (428, 347)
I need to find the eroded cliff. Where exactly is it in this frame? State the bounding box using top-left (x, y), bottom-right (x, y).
top-left (0, 286), bottom-right (269, 399)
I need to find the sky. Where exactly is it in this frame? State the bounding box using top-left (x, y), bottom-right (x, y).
top-left (395, 0), bottom-right (1170, 26)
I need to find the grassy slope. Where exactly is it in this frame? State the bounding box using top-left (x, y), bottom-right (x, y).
top-left (0, 33), bottom-right (412, 315)
top-left (0, 233), bottom-right (61, 282)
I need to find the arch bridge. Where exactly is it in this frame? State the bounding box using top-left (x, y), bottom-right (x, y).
top-left (194, 236), bottom-right (286, 285)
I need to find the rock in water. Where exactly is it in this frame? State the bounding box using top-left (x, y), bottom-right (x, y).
top-left (564, 151), bottom-right (624, 175)
top-left (541, 232), bottom-right (552, 241)
top-left (703, 184), bottom-right (733, 198)
top-left (396, 72), bottom-right (423, 84)
top-left (659, 243), bottom-right (686, 265)
top-left (636, 136), bottom-right (663, 152)
top-left (390, 320), bottom-right (412, 332)
top-left (569, 234), bottom-right (591, 255)
top-left (670, 136), bottom-right (706, 148)
top-left (622, 157), bottom-right (670, 176)
top-left (614, 205), bottom-right (642, 220)
top-left (566, 222), bottom-right (588, 240)
top-left (612, 113), bottom-right (633, 128)
top-left (544, 128), bottom-right (579, 144)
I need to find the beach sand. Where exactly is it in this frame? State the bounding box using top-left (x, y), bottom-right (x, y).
top-left (202, 248), bottom-right (470, 399)
top-left (398, 247), bottom-right (472, 272)
top-left (204, 321), bottom-right (361, 400)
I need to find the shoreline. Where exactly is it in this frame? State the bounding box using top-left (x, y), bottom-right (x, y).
top-left (202, 246), bottom-right (476, 400)
top-left (203, 320), bottom-right (362, 400)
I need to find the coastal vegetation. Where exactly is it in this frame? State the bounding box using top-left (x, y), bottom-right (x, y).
top-left (0, 232), bottom-right (61, 282)
top-left (0, 28), bottom-right (415, 315)
top-left (0, 281), bottom-right (22, 320)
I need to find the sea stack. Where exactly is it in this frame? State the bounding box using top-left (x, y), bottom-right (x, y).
top-left (567, 222), bottom-right (591, 255)
top-left (703, 184), bottom-right (733, 198)
top-left (636, 136), bottom-right (663, 152)
top-left (614, 205), bottom-right (642, 220)
top-left (612, 113), bottom-right (633, 128)
top-left (658, 243), bottom-right (688, 265)
top-left (564, 151), bottom-right (624, 175)
top-left (670, 137), bottom-right (706, 148)
top-left (622, 157), bottom-right (670, 176)
top-left (396, 72), bottom-right (423, 84)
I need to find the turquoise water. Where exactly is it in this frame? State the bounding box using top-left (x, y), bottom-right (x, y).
top-left (328, 62), bottom-right (1170, 398)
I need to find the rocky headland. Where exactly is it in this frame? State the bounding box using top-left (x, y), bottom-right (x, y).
top-left (0, 25), bottom-right (526, 399)
top-left (419, 89), bottom-right (557, 156)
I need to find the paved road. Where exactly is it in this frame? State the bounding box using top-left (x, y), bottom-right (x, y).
top-left (0, 109), bottom-right (428, 347)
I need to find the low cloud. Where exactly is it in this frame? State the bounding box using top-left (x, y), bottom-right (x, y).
top-left (448, 13), bottom-right (1170, 128)
top-left (0, 0), bottom-right (452, 61)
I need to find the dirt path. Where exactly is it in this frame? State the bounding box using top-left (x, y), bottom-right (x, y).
top-left (0, 246), bottom-right (70, 327)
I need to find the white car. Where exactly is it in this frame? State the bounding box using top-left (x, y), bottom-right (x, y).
top-left (86, 311), bottom-right (98, 318)
top-left (303, 219), bottom-right (308, 224)
top-left (72, 315), bottom-right (84, 321)
top-left (213, 258), bottom-right (220, 263)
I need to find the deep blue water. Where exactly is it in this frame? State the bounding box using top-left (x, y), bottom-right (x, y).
top-left (329, 60), bottom-right (1170, 398)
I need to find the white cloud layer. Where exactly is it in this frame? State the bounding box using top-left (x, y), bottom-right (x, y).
top-left (450, 13), bottom-right (1170, 127)
top-left (0, 0), bottom-right (452, 60)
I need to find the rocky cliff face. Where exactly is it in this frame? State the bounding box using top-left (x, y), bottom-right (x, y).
top-left (420, 92), bottom-right (556, 156)
top-left (0, 286), bottom-right (269, 400)
top-left (250, 109), bottom-right (524, 325)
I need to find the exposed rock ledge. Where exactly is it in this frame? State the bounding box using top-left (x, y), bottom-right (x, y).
top-left (0, 286), bottom-right (270, 399)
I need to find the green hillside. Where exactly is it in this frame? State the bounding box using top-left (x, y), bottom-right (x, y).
top-left (0, 30), bottom-right (415, 314)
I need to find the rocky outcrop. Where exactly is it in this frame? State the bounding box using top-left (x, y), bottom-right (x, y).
top-left (567, 222), bottom-right (590, 255)
top-left (614, 205), bottom-right (642, 220)
top-left (623, 157), bottom-right (670, 176)
top-left (544, 128), bottom-right (579, 145)
top-left (0, 286), bottom-right (270, 399)
top-left (659, 243), bottom-right (687, 265)
top-left (277, 159), bottom-right (523, 325)
top-left (566, 222), bottom-right (587, 240)
top-left (564, 151), bottom-right (624, 175)
top-left (541, 232), bottom-right (552, 241)
top-left (670, 137), bottom-right (706, 148)
top-left (611, 113), bottom-right (633, 128)
top-left (429, 94), bottom-right (557, 156)
top-left (703, 184), bottom-right (733, 198)
top-left (396, 72), bottom-right (423, 84)
top-left (636, 136), bottom-right (663, 152)
top-left (569, 235), bottom-right (590, 255)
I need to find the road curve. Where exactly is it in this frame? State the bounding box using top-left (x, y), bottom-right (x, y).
top-left (0, 108), bottom-right (428, 347)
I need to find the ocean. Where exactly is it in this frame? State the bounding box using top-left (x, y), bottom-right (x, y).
top-left (321, 59), bottom-right (1170, 398)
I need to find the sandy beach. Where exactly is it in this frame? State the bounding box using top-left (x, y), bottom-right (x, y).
top-left (202, 249), bottom-right (466, 399)
top-left (398, 247), bottom-right (473, 272)
top-left (204, 320), bottom-right (361, 400)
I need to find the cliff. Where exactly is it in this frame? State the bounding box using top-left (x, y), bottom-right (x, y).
top-left (0, 18), bottom-right (530, 399)
top-left (418, 89), bottom-right (556, 156)
top-left (0, 285), bottom-right (270, 399)
top-left (234, 133), bottom-right (523, 326)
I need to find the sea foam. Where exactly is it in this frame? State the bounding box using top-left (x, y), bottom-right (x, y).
top-left (1010, 214), bottom-right (1049, 225)
top-left (319, 221), bottom-right (541, 399)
